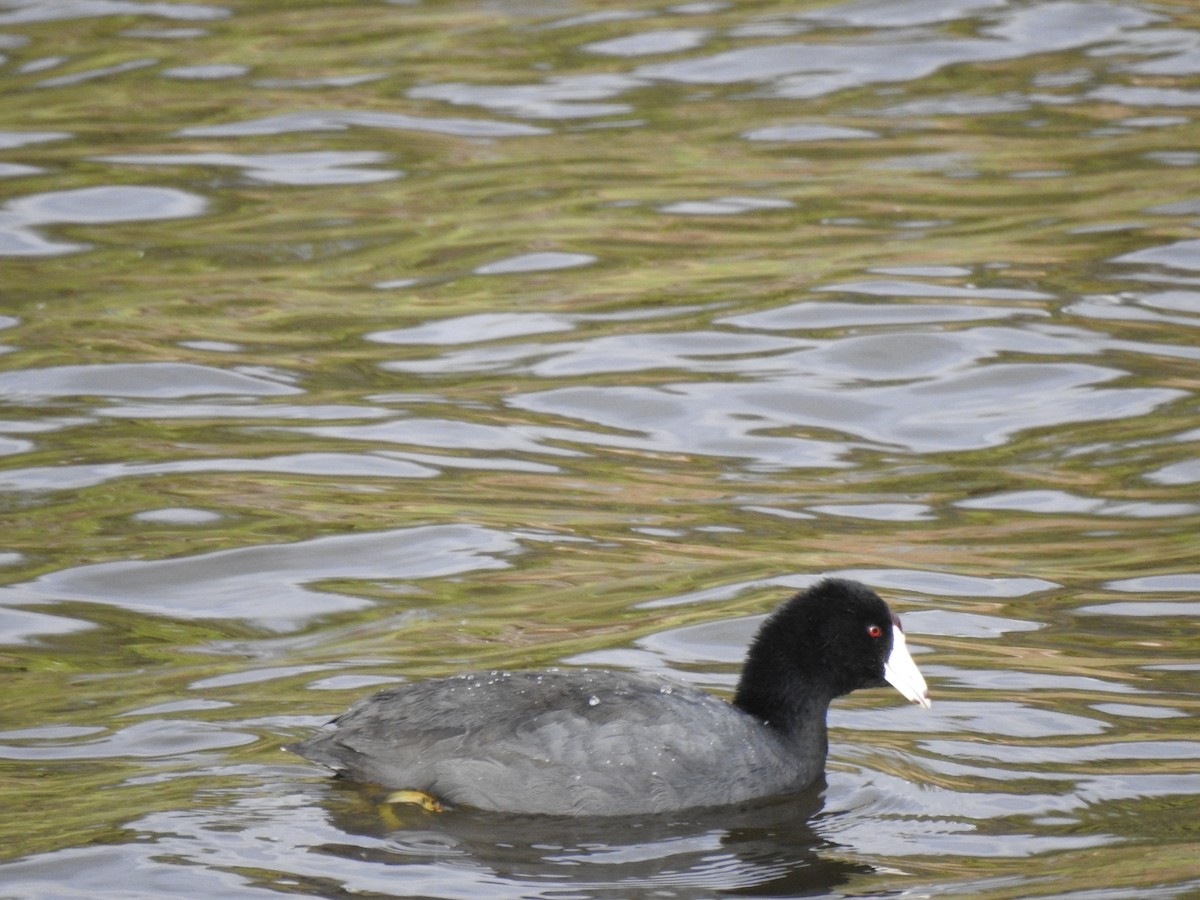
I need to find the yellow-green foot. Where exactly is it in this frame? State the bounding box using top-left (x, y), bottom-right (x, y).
top-left (384, 789), bottom-right (443, 812)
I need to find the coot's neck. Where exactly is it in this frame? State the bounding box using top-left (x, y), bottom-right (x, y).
top-left (732, 630), bottom-right (833, 758)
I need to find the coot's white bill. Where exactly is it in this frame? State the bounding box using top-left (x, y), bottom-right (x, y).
top-left (883, 624), bottom-right (931, 708)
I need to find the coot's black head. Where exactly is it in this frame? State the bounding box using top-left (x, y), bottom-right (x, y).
top-left (733, 578), bottom-right (929, 729)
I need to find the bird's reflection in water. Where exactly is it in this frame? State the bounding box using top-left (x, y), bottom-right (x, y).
top-left (311, 778), bottom-right (873, 898)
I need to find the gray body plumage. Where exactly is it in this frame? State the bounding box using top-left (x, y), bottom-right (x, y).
top-left (287, 668), bottom-right (819, 816)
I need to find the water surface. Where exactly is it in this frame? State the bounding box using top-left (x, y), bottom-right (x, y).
top-left (1, 0), bottom-right (1198, 897)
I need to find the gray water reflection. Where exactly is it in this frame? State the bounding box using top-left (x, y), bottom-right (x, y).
top-left (178, 110), bottom-right (550, 138)
top-left (0, 717), bottom-right (254, 760)
top-left (959, 491), bottom-right (1199, 517)
top-left (99, 150), bottom-right (400, 185)
top-left (1115, 237), bottom-right (1200, 270)
top-left (412, 3), bottom-right (1156, 112)
top-left (0, 362), bottom-right (298, 399)
top-left (636, 3), bottom-right (1157, 96)
top-left (509, 360), bottom-right (1179, 459)
top-left (0, 2), bottom-right (228, 26)
top-left (0, 185), bottom-right (207, 255)
top-left (474, 250), bottom-right (597, 275)
top-left (0, 524), bottom-right (517, 631)
top-left (360, 289), bottom-right (1189, 460)
top-left (0, 452), bottom-right (437, 492)
top-left (0, 130), bottom-right (69, 149)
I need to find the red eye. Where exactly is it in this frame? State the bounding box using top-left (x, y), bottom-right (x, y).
top-left (867, 624), bottom-right (883, 638)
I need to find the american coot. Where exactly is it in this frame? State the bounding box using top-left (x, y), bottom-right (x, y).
top-left (286, 578), bottom-right (930, 816)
